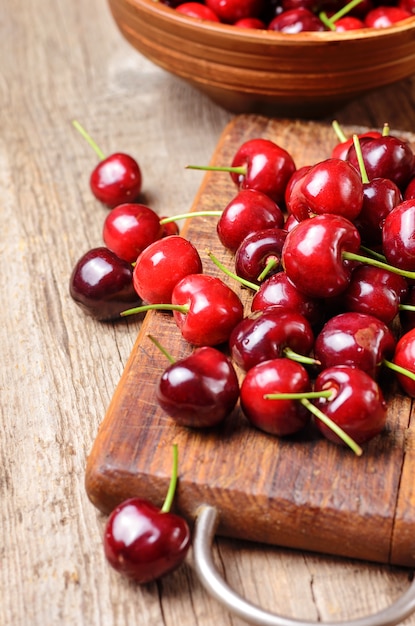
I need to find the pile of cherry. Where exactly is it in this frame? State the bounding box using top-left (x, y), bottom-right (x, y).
top-left (71, 120), bottom-right (415, 583)
top-left (161, 0), bottom-right (414, 32)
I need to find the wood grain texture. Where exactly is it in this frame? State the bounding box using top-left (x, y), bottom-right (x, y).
top-left (85, 116), bottom-right (415, 567)
top-left (2, 0), bottom-right (415, 624)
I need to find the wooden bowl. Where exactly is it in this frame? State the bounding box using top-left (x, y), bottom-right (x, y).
top-left (108, 0), bottom-right (415, 117)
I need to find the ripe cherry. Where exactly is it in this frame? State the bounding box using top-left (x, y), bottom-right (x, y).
top-left (234, 227), bottom-right (288, 283)
top-left (69, 247), bottom-right (142, 321)
top-left (72, 120), bottom-right (142, 209)
top-left (364, 5), bottom-right (411, 27)
top-left (102, 203), bottom-right (163, 263)
top-left (156, 344), bottom-right (240, 427)
top-left (103, 444), bottom-right (190, 582)
top-left (176, 2), bottom-right (220, 20)
top-left (205, 0), bottom-right (265, 23)
top-left (268, 7), bottom-right (326, 31)
top-left (392, 328), bottom-right (415, 396)
top-left (382, 199), bottom-right (415, 272)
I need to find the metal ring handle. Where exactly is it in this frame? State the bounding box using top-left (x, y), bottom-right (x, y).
top-left (192, 504), bottom-right (415, 626)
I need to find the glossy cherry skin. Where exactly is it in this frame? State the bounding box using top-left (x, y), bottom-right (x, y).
top-left (331, 131), bottom-right (381, 161)
top-left (314, 312), bottom-right (396, 380)
top-left (217, 189), bottom-right (285, 253)
top-left (133, 235), bottom-right (203, 304)
top-left (69, 247), bottom-right (142, 321)
top-left (364, 5), bottom-right (411, 27)
top-left (240, 358), bottom-right (311, 436)
top-left (234, 228), bottom-right (288, 284)
top-left (346, 135), bottom-right (415, 191)
top-left (338, 265), bottom-right (408, 325)
top-left (90, 153), bottom-right (142, 208)
top-left (333, 15), bottom-right (365, 30)
top-left (382, 199), bottom-right (415, 272)
top-left (156, 347), bottom-right (239, 427)
top-left (103, 498), bottom-right (190, 583)
top-left (205, 0), bottom-right (265, 23)
top-left (176, 2), bottom-right (220, 20)
top-left (229, 308), bottom-right (315, 371)
top-left (171, 274), bottom-right (244, 346)
top-left (229, 138), bottom-right (296, 206)
top-left (287, 158), bottom-right (363, 222)
top-left (392, 328), bottom-right (415, 396)
top-left (281, 214), bottom-right (361, 299)
top-left (313, 366), bottom-right (387, 445)
top-left (234, 16), bottom-right (267, 27)
top-left (251, 271), bottom-right (325, 328)
top-left (354, 177), bottom-right (402, 247)
top-left (268, 7), bottom-right (326, 31)
top-left (103, 203), bottom-right (163, 263)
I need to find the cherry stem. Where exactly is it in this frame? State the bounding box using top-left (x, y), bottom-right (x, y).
top-left (186, 164), bottom-right (246, 176)
top-left (360, 245), bottom-right (387, 262)
top-left (147, 334), bottom-right (175, 364)
top-left (283, 346), bottom-right (321, 367)
top-left (264, 390), bottom-right (332, 400)
top-left (120, 303), bottom-right (190, 317)
top-left (320, 0), bottom-right (364, 27)
top-left (383, 123), bottom-right (390, 137)
top-left (72, 119), bottom-right (105, 161)
top-left (161, 443), bottom-right (179, 513)
top-left (353, 134), bottom-right (369, 184)
top-left (332, 120), bottom-right (348, 143)
top-left (343, 250), bottom-right (415, 281)
top-left (399, 303), bottom-right (415, 312)
top-left (160, 210), bottom-right (222, 225)
top-left (257, 256), bottom-right (280, 283)
top-left (300, 398), bottom-right (363, 456)
top-left (383, 358), bottom-right (415, 382)
top-left (207, 250), bottom-right (259, 291)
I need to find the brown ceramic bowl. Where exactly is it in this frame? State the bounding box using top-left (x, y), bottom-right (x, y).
top-left (108, 0), bottom-right (415, 117)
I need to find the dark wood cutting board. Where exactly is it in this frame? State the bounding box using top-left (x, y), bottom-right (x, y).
top-left (85, 115), bottom-right (415, 568)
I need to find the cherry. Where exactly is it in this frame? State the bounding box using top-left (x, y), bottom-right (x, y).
top-left (160, 217), bottom-right (180, 238)
top-left (312, 365), bottom-right (388, 444)
top-left (123, 273), bottom-right (244, 346)
top-left (234, 227), bottom-right (288, 284)
top-left (313, 312), bottom-right (396, 379)
top-left (103, 444), bottom-right (190, 582)
top-left (72, 120), bottom-right (142, 209)
top-left (69, 247), bottom-right (142, 321)
top-left (229, 308), bottom-right (316, 371)
top-left (175, 2), bottom-right (221, 20)
top-left (240, 358), bottom-right (312, 436)
top-left (133, 235), bottom-right (203, 304)
top-left (338, 265), bottom-right (408, 325)
top-left (392, 328), bottom-right (415, 396)
top-left (234, 16), bottom-right (267, 27)
top-left (216, 189), bottom-right (285, 253)
top-left (268, 7), bottom-right (326, 30)
top-left (205, 0), bottom-right (265, 23)
top-left (332, 15), bottom-right (365, 29)
top-left (364, 5), bottom-right (411, 26)
top-left (188, 138), bottom-right (296, 207)
top-left (155, 342), bottom-right (239, 427)
top-left (330, 120), bottom-right (382, 161)
top-left (382, 199), bottom-right (415, 272)
top-left (102, 203), bottom-right (163, 263)
top-left (287, 157), bottom-right (364, 222)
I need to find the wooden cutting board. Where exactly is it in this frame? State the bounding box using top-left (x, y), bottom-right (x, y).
top-left (85, 115), bottom-right (415, 568)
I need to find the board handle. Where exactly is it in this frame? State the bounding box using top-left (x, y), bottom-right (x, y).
top-left (193, 505), bottom-right (415, 626)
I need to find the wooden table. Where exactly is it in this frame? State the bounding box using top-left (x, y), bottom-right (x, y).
top-left (2, 1), bottom-right (415, 624)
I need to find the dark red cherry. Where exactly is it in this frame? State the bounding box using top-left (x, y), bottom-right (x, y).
top-left (156, 346), bottom-right (239, 427)
top-left (229, 308), bottom-right (315, 371)
top-left (69, 247), bottom-right (141, 321)
top-left (382, 199), bottom-right (415, 272)
top-left (234, 228), bottom-right (288, 284)
top-left (268, 7), bottom-right (326, 31)
top-left (90, 153), bottom-right (142, 208)
top-left (103, 203), bottom-right (163, 263)
top-left (354, 177), bottom-right (402, 247)
top-left (205, 0), bottom-right (265, 23)
top-left (133, 235), bottom-right (203, 304)
top-left (313, 366), bottom-right (388, 445)
top-left (176, 2), bottom-right (220, 20)
top-left (392, 328), bottom-right (415, 396)
top-left (240, 358), bottom-right (311, 436)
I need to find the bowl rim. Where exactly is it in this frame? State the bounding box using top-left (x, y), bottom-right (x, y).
top-left (122, 0), bottom-right (415, 43)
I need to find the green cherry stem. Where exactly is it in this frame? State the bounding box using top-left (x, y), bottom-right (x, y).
top-left (359, 245), bottom-right (387, 262)
top-left (160, 211), bottom-right (222, 225)
top-left (147, 334), bottom-right (175, 364)
top-left (283, 347), bottom-right (321, 366)
top-left (120, 303), bottom-right (189, 317)
top-left (72, 119), bottom-right (106, 161)
top-left (399, 304), bottom-right (415, 312)
top-left (257, 256), bottom-right (280, 283)
top-left (353, 134), bottom-right (369, 184)
top-left (343, 250), bottom-right (415, 282)
top-left (161, 443), bottom-right (179, 513)
top-left (264, 390), bottom-right (332, 401)
top-left (382, 123), bottom-right (390, 137)
top-left (382, 358), bottom-right (415, 382)
top-left (186, 164), bottom-right (246, 176)
top-left (332, 120), bottom-right (348, 143)
top-left (207, 250), bottom-right (259, 291)
top-left (319, 0), bottom-right (364, 27)
top-left (301, 398), bottom-right (363, 456)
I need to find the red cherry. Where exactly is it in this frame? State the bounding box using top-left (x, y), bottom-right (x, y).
top-left (102, 203), bottom-right (163, 263)
top-left (171, 274), bottom-right (244, 346)
top-left (175, 2), bottom-right (221, 20)
top-left (103, 445), bottom-right (190, 583)
top-left (268, 7), bottom-right (326, 31)
top-left (382, 199), bottom-right (415, 272)
top-left (205, 0), bottom-right (265, 23)
top-left (156, 346), bottom-right (239, 427)
top-left (240, 358), bottom-right (311, 436)
top-left (69, 247), bottom-right (142, 321)
top-left (333, 15), bottom-right (365, 29)
top-left (133, 235), bottom-right (203, 304)
top-left (234, 227), bottom-right (288, 284)
top-left (234, 16), bottom-right (267, 27)
top-left (313, 366), bottom-right (388, 445)
top-left (392, 328), bottom-right (415, 396)
top-left (287, 158), bottom-right (364, 222)
top-left (354, 177), bottom-right (402, 247)
top-left (364, 5), bottom-right (411, 27)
